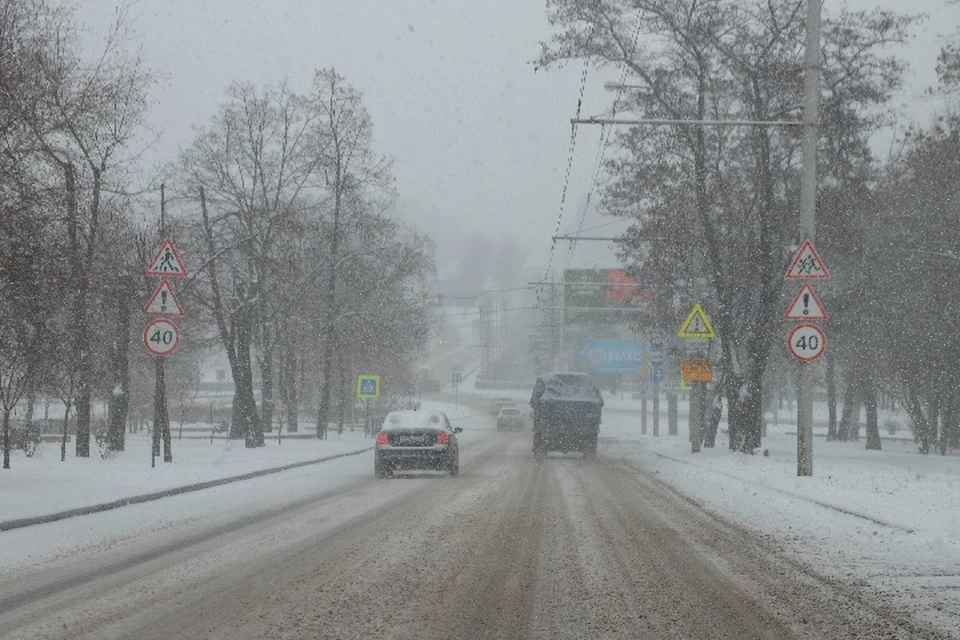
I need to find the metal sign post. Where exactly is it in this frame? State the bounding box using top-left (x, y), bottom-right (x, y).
top-left (365, 398), bottom-right (371, 438)
top-left (452, 372), bottom-right (462, 409)
top-left (143, 201), bottom-right (187, 465)
top-left (678, 303), bottom-right (715, 453)
top-left (785, 240), bottom-right (829, 477)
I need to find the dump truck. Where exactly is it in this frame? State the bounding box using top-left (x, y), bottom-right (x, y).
top-left (529, 373), bottom-right (603, 460)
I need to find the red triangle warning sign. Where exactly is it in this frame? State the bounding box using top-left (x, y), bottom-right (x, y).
top-left (785, 283), bottom-right (827, 321)
top-left (785, 240), bottom-right (829, 280)
top-left (144, 279), bottom-right (185, 317)
top-left (146, 239), bottom-right (187, 278)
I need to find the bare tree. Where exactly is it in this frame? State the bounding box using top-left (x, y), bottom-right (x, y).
top-left (308, 69), bottom-right (394, 439)
top-left (539, 0), bottom-right (914, 451)
top-left (182, 80), bottom-right (330, 446)
top-left (7, 1), bottom-right (152, 457)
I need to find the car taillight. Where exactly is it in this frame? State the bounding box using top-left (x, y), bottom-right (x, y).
top-left (376, 431), bottom-right (389, 445)
top-left (436, 430), bottom-right (449, 445)
top-left (497, 413), bottom-right (504, 419)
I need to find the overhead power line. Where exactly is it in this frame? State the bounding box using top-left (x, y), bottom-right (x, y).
top-left (564, 12), bottom-right (644, 271)
top-left (543, 60), bottom-right (590, 285)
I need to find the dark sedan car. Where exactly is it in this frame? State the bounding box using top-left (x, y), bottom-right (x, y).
top-left (375, 410), bottom-right (462, 478)
top-left (496, 406), bottom-right (524, 431)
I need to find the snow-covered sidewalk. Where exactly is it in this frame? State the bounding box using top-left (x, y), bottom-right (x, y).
top-left (1, 401), bottom-right (469, 523)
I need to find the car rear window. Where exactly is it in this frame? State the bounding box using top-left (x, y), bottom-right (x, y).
top-left (383, 411), bottom-right (445, 431)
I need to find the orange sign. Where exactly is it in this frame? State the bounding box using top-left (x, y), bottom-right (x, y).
top-left (681, 360), bottom-right (713, 383)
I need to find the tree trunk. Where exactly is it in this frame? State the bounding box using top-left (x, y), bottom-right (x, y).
top-left (2, 408), bottom-right (10, 469)
top-left (702, 388), bottom-right (722, 448)
top-left (61, 400), bottom-right (72, 463)
top-left (863, 364), bottom-right (881, 451)
top-left (724, 76), bottom-right (782, 455)
top-left (25, 390), bottom-right (35, 428)
top-left (284, 342), bottom-right (299, 433)
top-left (667, 392), bottom-right (678, 436)
top-left (75, 391), bottom-right (91, 458)
top-left (63, 163), bottom-right (90, 458)
top-left (260, 343), bottom-right (275, 434)
top-left (337, 355), bottom-right (347, 435)
top-left (945, 384), bottom-right (960, 452)
top-left (199, 187), bottom-right (257, 444)
top-left (235, 297), bottom-right (263, 447)
top-left (838, 369), bottom-right (860, 442)
top-left (316, 157), bottom-right (345, 440)
top-left (316, 325), bottom-right (335, 440)
top-left (727, 386), bottom-right (744, 451)
top-left (107, 275), bottom-right (132, 452)
top-left (739, 373), bottom-right (765, 452)
top-left (826, 351), bottom-right (838, 441)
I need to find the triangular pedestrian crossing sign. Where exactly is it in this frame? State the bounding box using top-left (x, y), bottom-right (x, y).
top-left (146, 239), bottom-right (187, 278)
top-left (678, 303), bottom-right (716, 339)
top-left (144, 279), bottom-right (185, 317)
top-left (785, 283), bottom-right (827, 321)
top-left (785, 239), bottom-right (830, 280)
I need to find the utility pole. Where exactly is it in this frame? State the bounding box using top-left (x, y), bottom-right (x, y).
top-left (152, 184), bottom-right (172, 465)
top-left (797, 0), bottom-right (821, 477)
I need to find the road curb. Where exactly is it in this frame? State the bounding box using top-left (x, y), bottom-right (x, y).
top-left (0, 447), bottom-right (373, 533)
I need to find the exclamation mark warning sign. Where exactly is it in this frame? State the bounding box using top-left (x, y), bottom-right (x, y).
top-left (144, 279), bottom-right (185, 317)
top-left (786, 283), bottom-right (827, 321)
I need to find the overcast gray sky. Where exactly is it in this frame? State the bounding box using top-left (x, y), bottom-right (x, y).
top-left (76, 0), bottom-right (958, 289)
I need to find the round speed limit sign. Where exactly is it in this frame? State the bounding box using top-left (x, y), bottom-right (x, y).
top-left (788, 324), bottom-right (825, 363)
top-left (143, 318), bottom-right (180, 357)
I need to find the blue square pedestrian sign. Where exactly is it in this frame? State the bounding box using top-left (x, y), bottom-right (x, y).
top-left (356, 375), bottom-right (380, 399)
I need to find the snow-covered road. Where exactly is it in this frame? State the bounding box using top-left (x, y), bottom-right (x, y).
top-left (0, 406), bottom-right (948, 639)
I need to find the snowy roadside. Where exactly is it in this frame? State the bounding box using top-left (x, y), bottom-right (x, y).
top-left (0, 401), bottom-right (470, 524)
top-left (599, 412), bottom-right (960, 635)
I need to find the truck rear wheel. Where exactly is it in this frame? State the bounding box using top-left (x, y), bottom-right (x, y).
top-left (583, 433), bottom-right (598, 461)
top-left (533, 433), bottom-right (546, 460)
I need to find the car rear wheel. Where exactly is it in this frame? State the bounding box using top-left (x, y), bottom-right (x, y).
top-left (448, 455), bottom-right (459, 477)
top-left (375, 457), bottom-right (390, 479)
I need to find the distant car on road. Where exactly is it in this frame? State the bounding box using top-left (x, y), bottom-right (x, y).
top-left (496, 406), bottom-right (524, 431)
top-left (489, 396), bottom-right (515, 416)
top-left (421, 379), bottom-right (442, 393)
top-left (375, 410), bottom-right (462, 478)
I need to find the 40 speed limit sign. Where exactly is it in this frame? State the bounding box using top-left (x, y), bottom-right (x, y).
top-left (788, 324), bottom-right (825, 363)
top-left (143, 318), bottom-right (180, 357)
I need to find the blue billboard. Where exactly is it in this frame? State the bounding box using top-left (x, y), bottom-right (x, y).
top-left (580, 339), bottom-right (645, 375)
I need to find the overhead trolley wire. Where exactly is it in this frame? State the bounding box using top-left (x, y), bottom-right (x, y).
top-left (564, 13), bottom-right (645, 270)
top-left (542, 60), bottom-right (590, 293)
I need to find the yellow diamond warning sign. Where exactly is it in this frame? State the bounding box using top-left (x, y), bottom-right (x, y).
top-left (678, 303), bottom-right (716, 339)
